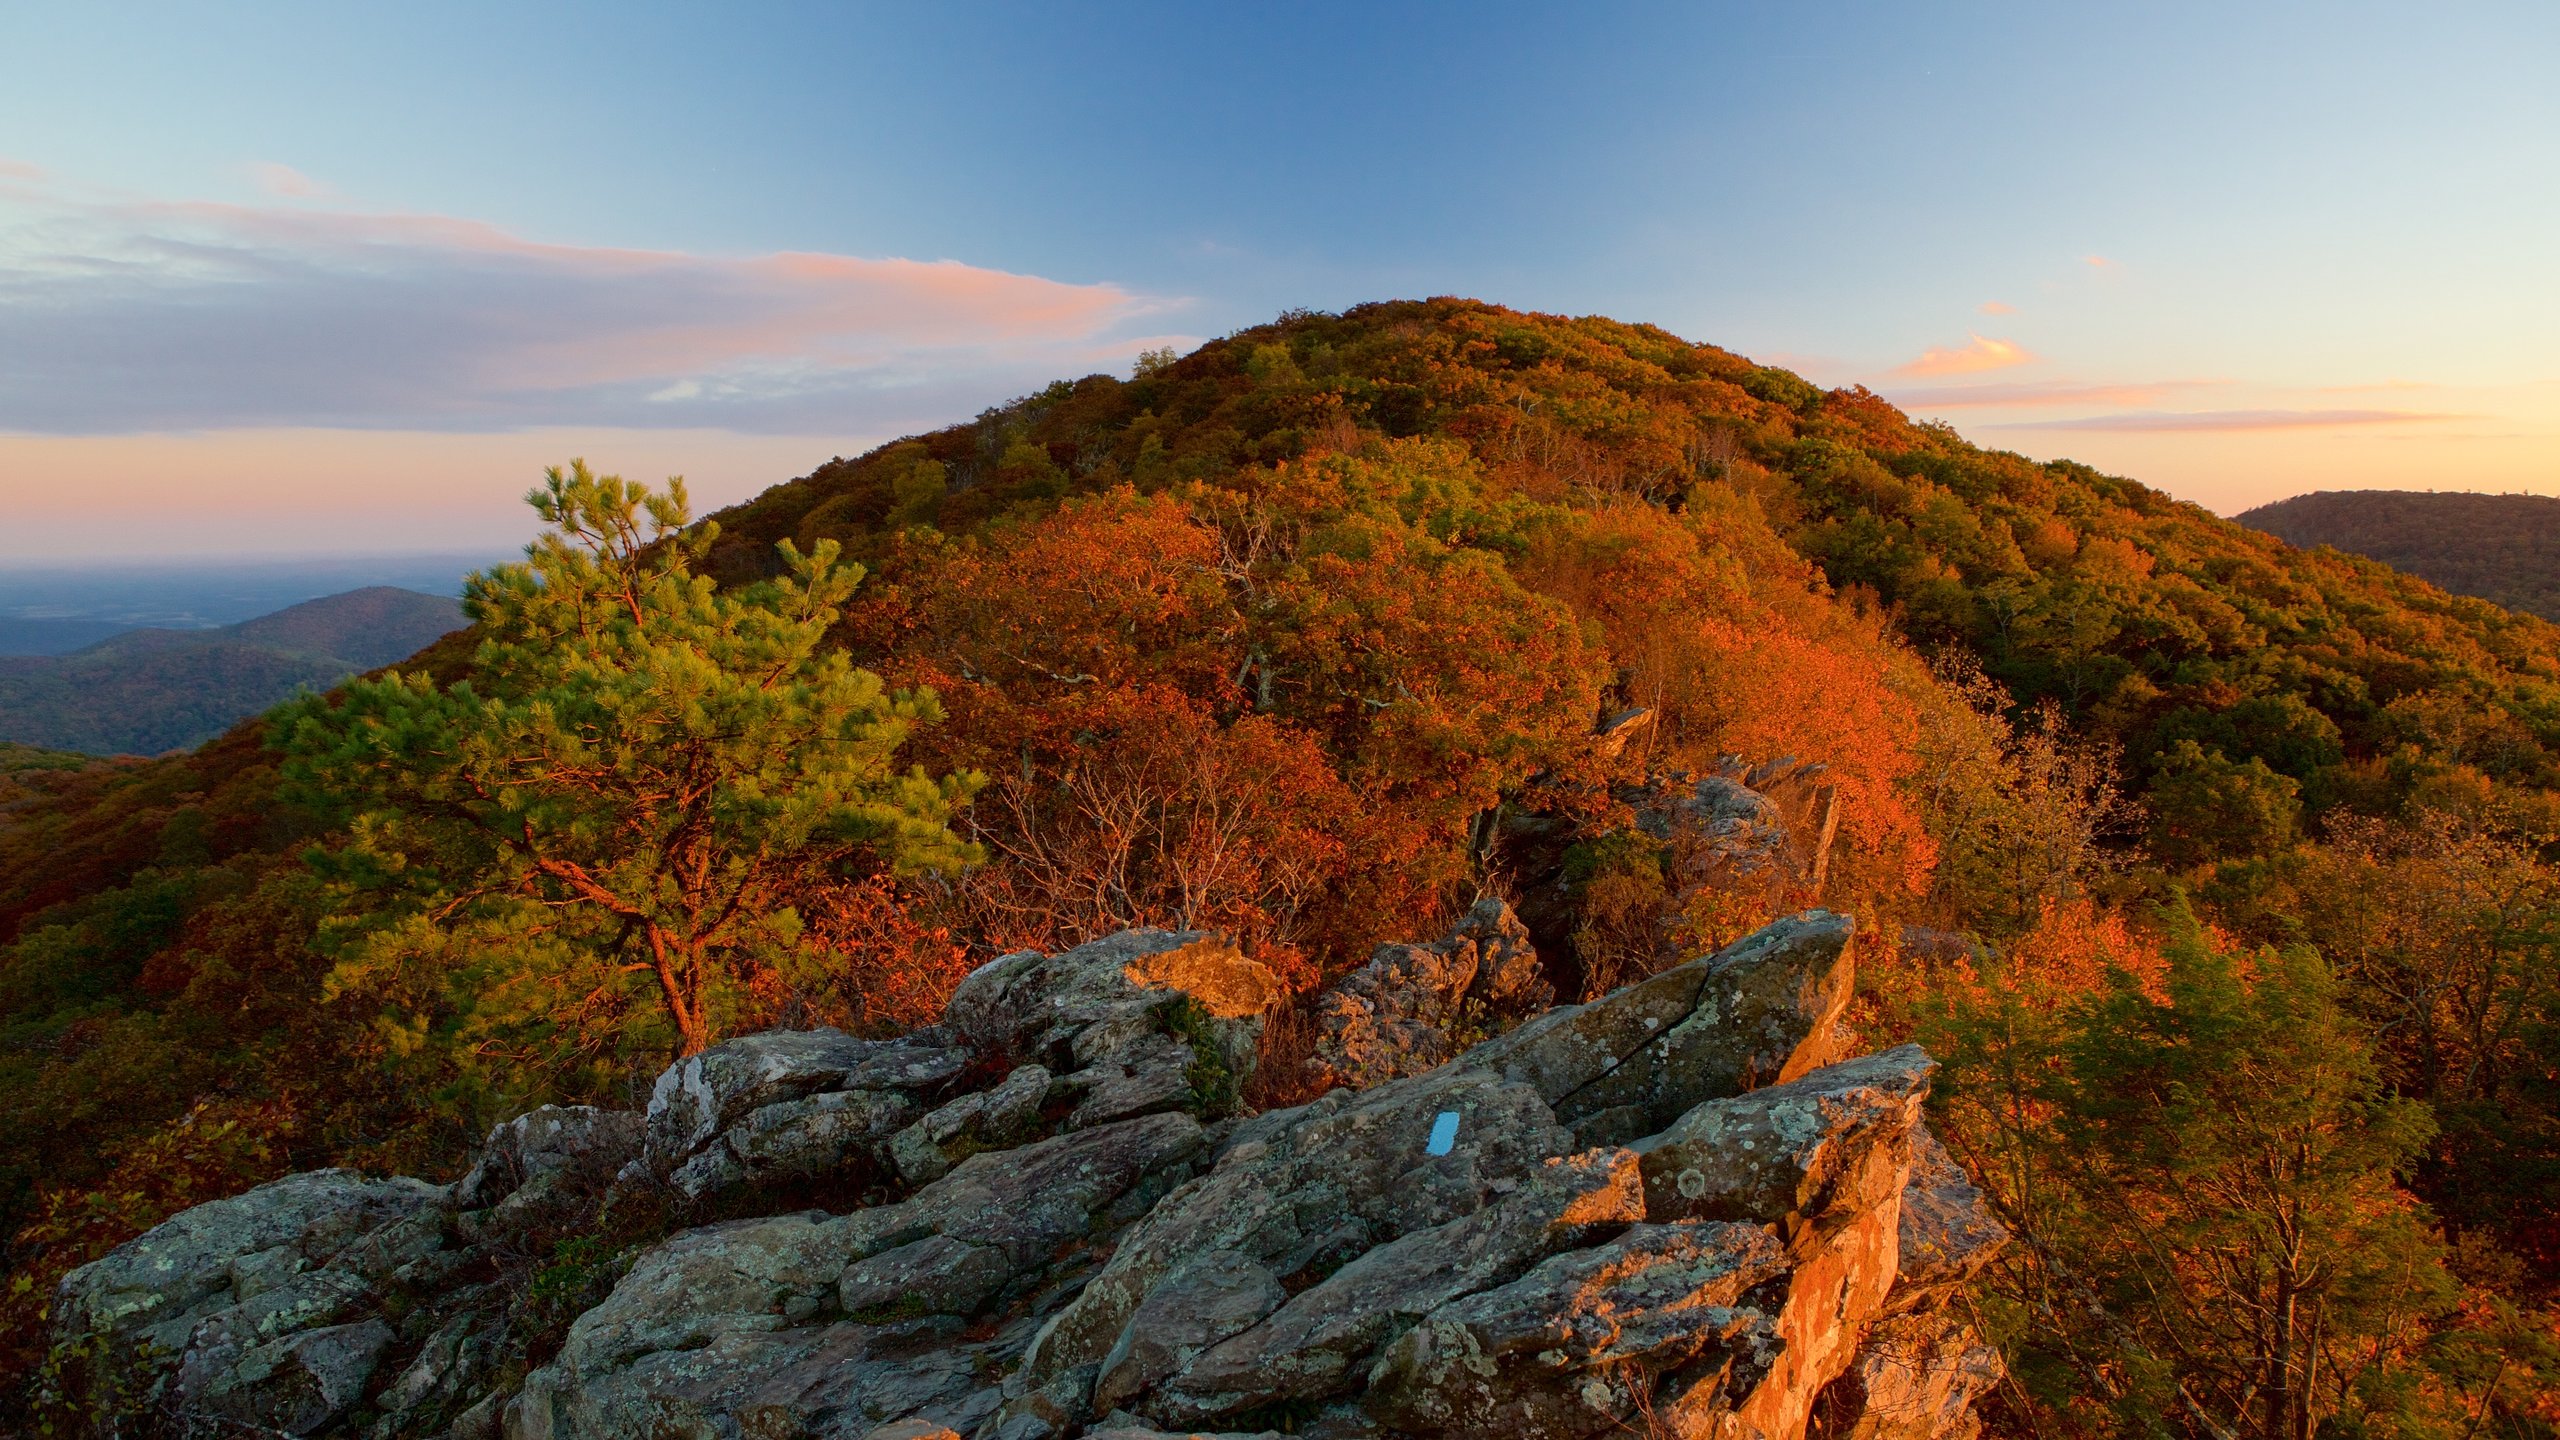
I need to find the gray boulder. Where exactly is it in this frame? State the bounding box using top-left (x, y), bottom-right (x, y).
top-left (1623, 757), bottom-right (1843, 895)
top-left (1469, 909), bottom-right (1856, 1144)
top-left (181, 1318), bottom-right (397, 1436)
top-left (1090, 1253), bottom-right (1289, 1415)
top-left (891, 1063), bottom-right (1053, 1186)
top-left (1889, 1122), bottom-right (2010, 1308)
top-left (512, 1113), bottom-right (1211, 1439)
top-left (1306, 896), bottom-right (1553, 1090)
top-left (944, 930), bottom-right (1279, 1121)
top-left (947, 930), bottom-right (1278, 1056)
top-left (1815, 1308), bottom-right (2006, 1440)
top-left (1146, 1149), bottom-right (1644, 1425)
top-left (377, 1309), bottom-right (493, 1419)
top-left (455, 1105), bottom-right (643, 1216)
top-left (48, 911), bottom-right (2009, 1440)
top-left (1365, 1220), bottom-right (1790, 1439)
top-left (642, 1028), bottom-right (969, 1176)
top-left (668, 1084), bottom-right (926, 1203)
top-left (1018, 1062), bottom-right (1580, 1396)
top-left (1634, 1045), bottom-right (1934, 1229)
top-left (52, 1167), bottom-right (446, 1421)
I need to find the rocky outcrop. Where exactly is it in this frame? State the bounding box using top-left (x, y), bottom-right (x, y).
top-left (1305, 896), bottom-right (1553, 1090)
top-left (1810, 1125), bottom-right (2011, 1439)
top-left (50, 911), bottom-right (2005, 1440)
top-left (48, 1170), bottom-right (447, 1435)
top-left (1629, 757), bottom-right (1843, 895)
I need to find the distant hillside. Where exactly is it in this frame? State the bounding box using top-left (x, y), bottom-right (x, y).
top-left (0, 618), bottom-right (137, 656)
top-left (2239, 489), bottom-right (2560, 621)
top-left (0, 743), bottom-right (136, 838)
top-left (0, 587), bottom-right (464, 754)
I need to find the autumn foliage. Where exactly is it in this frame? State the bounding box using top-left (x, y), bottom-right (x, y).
top-left (6, 300), bottom-right (2560, 1429)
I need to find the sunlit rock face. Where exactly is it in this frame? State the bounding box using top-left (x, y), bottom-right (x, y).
top-left (51, 910), bottom-right (2003, 1440)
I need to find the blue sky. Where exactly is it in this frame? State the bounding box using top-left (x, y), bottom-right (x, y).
top-left (3, 2), bottom-right (2555, 556)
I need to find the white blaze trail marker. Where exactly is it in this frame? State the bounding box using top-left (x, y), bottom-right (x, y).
top-left (1425, 1110), bottom-right (1460, 1156)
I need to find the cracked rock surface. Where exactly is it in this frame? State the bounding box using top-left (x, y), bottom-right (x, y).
top-left (51, 912), bottom-right (2004, 1440)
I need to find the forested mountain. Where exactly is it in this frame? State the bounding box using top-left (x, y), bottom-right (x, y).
top-left (3, 301), bottom-right (2555, 1435)
top-left (0, 586), bottom-right (463, 754)
top-left (2241, 488), bottom-right (2560, 622)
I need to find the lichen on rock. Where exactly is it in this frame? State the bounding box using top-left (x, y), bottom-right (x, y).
top-left (48, 909), bottom-right (2007, 1440)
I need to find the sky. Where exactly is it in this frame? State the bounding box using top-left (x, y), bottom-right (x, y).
top-left (2, 2), bottom-right (2555, 559)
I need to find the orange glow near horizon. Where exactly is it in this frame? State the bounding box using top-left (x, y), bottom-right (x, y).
top-left (0, 428), bottom-right (874, 560)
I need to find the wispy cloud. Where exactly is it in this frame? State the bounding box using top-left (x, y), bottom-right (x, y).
top-left (0, 173), bottom-right (1176, 435)
top-left (1889, 379), bottom-right (2224, 410)
top-left (251, 162), bottom-right (337, 199)
top-left (1977, 300), bottom-right (2015, 315)
top-left (1892, 333), bottom-right (2038, 378)
top-left (1992, 408), bottom-right (2469, 433)
top-left (2081, 254), bottom-right (2117, 270)
top-left (0, 158), bottom-right (42, 182)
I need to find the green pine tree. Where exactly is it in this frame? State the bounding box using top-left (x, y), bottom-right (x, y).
top-left (278, 463), bottom-right (981, 1091)
top-left (1935, 901), bottom-right (2466, 1439)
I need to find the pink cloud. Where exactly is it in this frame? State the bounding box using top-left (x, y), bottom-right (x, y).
top-left (1977, 300), bottom-right (2015, 315)
top-left (0, 157), bottom-right (42, 181)
top-left (2081, 254), bottom-right (2116, 270)
top-left (252, 162), bottom-right (334, 199)
top-left (1892, 333), bottom-right (2038, 378)
top-left (0, 173), bottom-right (1171, 433)
top-left (1993, 408), bottom-right (2468, 433)
top-left (1889, 379), bottom-right (2224, 410)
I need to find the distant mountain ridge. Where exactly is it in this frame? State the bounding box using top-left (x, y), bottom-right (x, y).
top-left (2239, 489), bottom-right (2560, 621)
top-left (0, 587), bottom-right (464, 755)
top-left (0, 618), bottom-right (137, 656)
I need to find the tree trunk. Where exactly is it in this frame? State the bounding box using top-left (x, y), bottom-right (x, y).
top-left (648, 924), bottom-right (712, 1056)
top-left (2265, 1268), bottom-right (2297, 1440)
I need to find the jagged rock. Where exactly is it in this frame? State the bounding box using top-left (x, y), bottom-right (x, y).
top-left (947, 930), bottom-right (1278, 1069)
top-left (841, 1233), bottom-right (1015, 1320)
top-left (455, 1105), bottom-right (643, 1215)
top-left (1090, 1253), bottom-right (1289, 1415)
top-left (1059, 1029), bottom-right (1208, 1128)
top-left (1307, 896), bottom-right (1553, 1090)
top-left (55, 911), bottom-right (2006, 1440)
top-left (1365, 1220), bottom-right (1790, 1438)
top-left (1815, 1308), bottom-right (2005, 1440)
top-left (513, 1113), bottom-right (1210, 1438)
top-left (1636, 1048), bottom-right (1936, 1440)
top-left (1634, 1045), bottom-right (1933, 1228)
top-left (1623, 757), bottom-right (1842, 895)
top-left (52, 1168), bottom-right (445, 1416)
top-left (1087, 1429), bottom-right (1287, 1440)
top-left (1019, 1063), bottom-right (1580, 1398)
top-left (1803, 1122), bottom-right (2012, 1438)
top-left (891, 1062), bottom-right (1053, 1185)
top-left (1891, 1123), bottom-right (2009, 1308)
top-left (1145, 1149), bottom-right (1644, 1426)
top-left (736, 1084), bottom-right (920, 1168)
top-left (941, 930), bottom-right (1277, 1146)
top-left (643, 1029), bottom-right (969, 1176)
top-left (378, 1310), bottom-right (489, 1417)
top-left (1471, 909), bottom-right (1855, 1145)
top-left (516, 1314), bottom-right (1010, 1440)
top-left (449, 1390), bottom-right (506, 1440)
top-left (863, 1422), bottom-right (966, 1440)
top-left (179, 1318), bottom-right (397, 1435)
top-left (548, 1209), bottom-right (854, 1377)
top-left (1592, 706), bottom-right (1656, 761)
